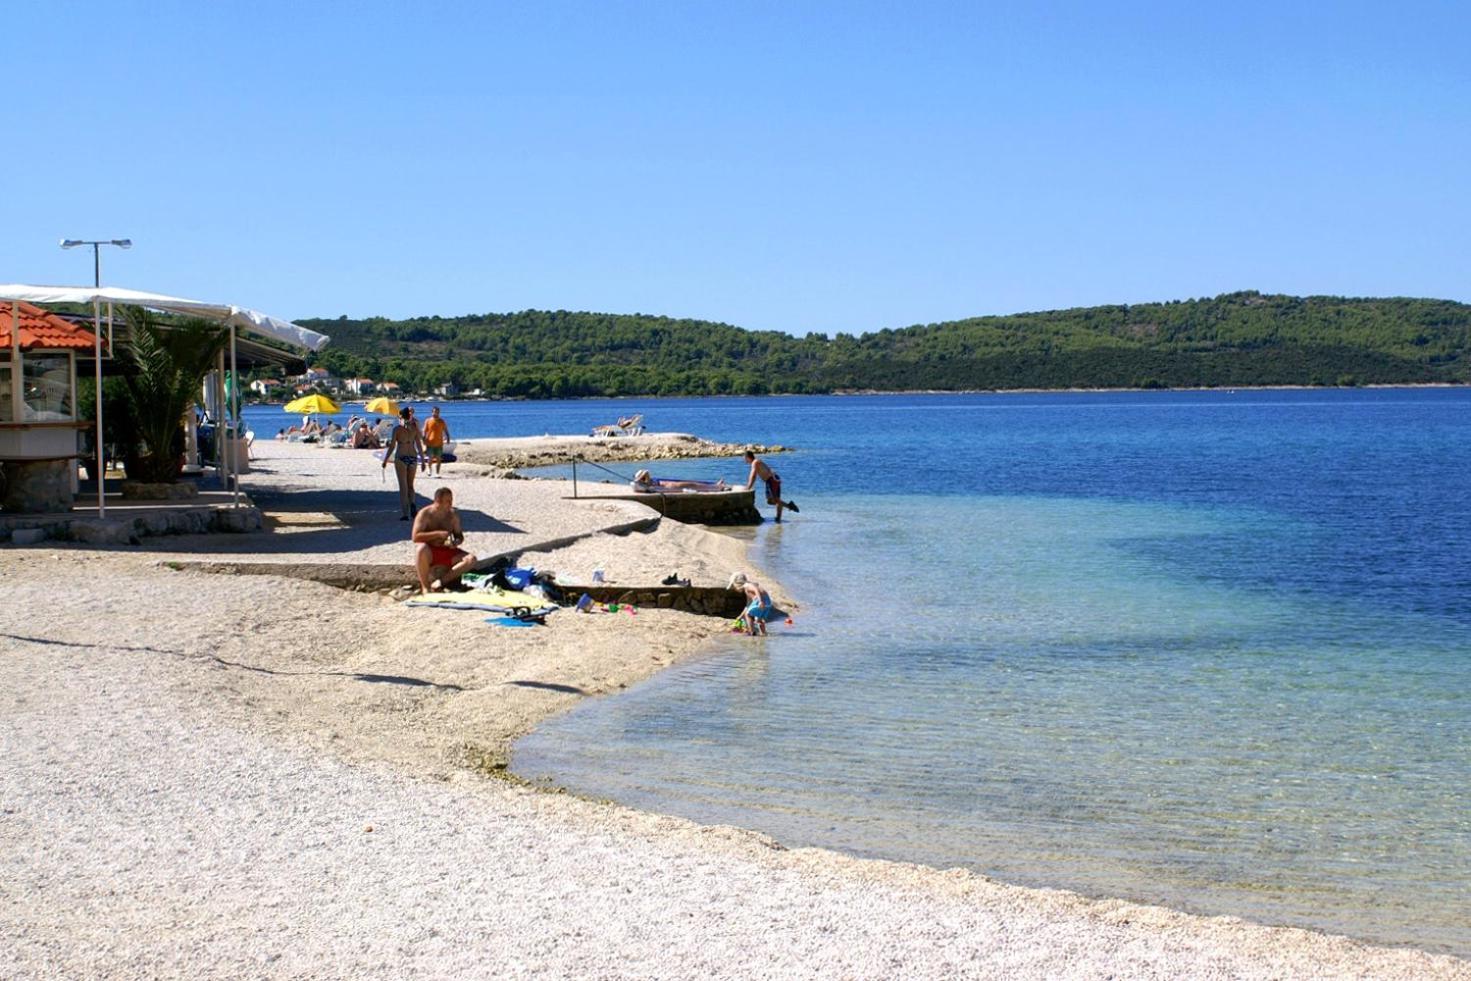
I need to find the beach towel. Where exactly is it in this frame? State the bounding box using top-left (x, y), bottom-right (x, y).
top-left (406, 587), bottom-right (557, 615)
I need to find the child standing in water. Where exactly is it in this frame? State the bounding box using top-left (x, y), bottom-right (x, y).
top-left (729, 572), bottom-right (773, 636)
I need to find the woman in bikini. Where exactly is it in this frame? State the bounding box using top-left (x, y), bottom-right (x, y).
top-left (381, 407), bottom-right (425, 520)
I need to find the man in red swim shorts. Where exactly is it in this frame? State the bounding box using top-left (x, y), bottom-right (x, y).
top-left (743, 450), bottom-right (800, 523)
top-left (412, 486), bottom-right (477, 593)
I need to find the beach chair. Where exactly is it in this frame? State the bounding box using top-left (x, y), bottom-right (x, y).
top-left (616, 414), bottom-right (644, 435)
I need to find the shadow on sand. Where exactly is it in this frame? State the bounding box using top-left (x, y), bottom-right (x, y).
top-left (506, 679), bottom-right (588, 695)
top-left (134, 487), bottom-right (525, 557)
top-left (2, 633), bottom-right (466, 693)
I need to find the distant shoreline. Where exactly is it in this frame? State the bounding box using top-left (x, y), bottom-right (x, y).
top-left (244, 381), bottom-right (1468, 409)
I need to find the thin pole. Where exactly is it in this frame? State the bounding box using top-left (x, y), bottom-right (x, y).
top-left (229, 324), bottom-right (239, 508)
top-left (215, 351), bottom-right (226, 486)
top-left (10, 303), bottom-right (20, 422)
top-left (93, 296), bottom-right (104, 517)
top-left (572, 456), bottom-right (578, 498)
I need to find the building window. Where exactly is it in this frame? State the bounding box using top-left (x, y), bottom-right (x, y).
top-left (23, 354), bottom-right (72, 420)
top-left (0, 355), bottom-right (13, 422)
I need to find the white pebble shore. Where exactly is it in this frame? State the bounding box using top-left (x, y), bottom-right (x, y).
top-left (5, 634), bottom-right (1465, 980)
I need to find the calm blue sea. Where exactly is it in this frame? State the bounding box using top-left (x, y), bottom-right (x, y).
top-left (248, 390), bottom-right (1471, 953)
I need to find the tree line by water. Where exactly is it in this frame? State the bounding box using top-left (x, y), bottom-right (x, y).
top-left (295, 291), bottom-right (1471, 397)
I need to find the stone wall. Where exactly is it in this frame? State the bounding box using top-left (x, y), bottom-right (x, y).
top-left (571, 488), bottom-right (762, 526)
top-left (560, 584), bottom-right (755, 618)
top-left (1, 459), bottom-right (74, 514)
top-left (2, 505), bottom-right (262, 546)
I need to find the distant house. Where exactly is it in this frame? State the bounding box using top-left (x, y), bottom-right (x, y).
top-left (435, 382), bottom-right (459, 397)
top-left (250, 378), bottom-right (281, 396)
top-left (378, 381), bottom-right (401, 394)
top-left (343, 377), bottom-right (376, 396)
top-left (303, 366), bottom-right (337, 389)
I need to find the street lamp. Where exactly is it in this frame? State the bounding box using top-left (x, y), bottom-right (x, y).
top-left (60, 238), bottom-right (132, 288)
top-left (60, 237), bottom-right (131, 517)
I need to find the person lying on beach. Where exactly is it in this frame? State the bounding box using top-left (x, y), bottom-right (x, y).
top-left (412, 487), bottom-right (477, 593)
top-left (631, 469), bottom-right (729, 493)
top-left (743, 451), bottom-right (799, 522)
top-left (728, 572), bottom-right (773, 636)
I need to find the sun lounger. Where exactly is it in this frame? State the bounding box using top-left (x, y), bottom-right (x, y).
top-left (591, 414), bottom-right (645, 438)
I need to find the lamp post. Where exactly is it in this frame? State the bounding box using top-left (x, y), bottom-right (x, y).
top-left (60, 238), bottom-right (131, 516)
top-left (60, 238), bottom-right (131, 289)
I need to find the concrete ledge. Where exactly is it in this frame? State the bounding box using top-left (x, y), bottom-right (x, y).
top-left (2, 504), bottom-right (262, 546)
top-left (121, 481), bottom-right (200, 501)
top-left (559, 584), bottom-right (761, 618)
top-left (569, 488), bottom-right (761, 525)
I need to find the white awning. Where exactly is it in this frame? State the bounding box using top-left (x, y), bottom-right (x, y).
top-left (0, 283), bottom-right (330, 352)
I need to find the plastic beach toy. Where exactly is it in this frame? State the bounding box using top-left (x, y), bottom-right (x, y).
top-left (485, 616), bottom-right (539, 628)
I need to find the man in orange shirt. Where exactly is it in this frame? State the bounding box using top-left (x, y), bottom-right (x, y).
top-left (422, 405), bottom-right (451, 476)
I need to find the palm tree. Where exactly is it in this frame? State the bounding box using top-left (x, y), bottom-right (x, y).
top-left (118, 307), bottom-right (228, 483)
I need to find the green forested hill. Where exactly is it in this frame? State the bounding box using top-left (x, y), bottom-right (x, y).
top-left (297, 291), bottom-right (1471, 397)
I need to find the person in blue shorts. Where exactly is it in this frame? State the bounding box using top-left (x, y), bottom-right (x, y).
top-left (729, 572), bottom-right (773, 636)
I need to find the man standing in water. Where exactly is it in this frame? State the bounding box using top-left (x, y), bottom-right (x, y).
top-left (412, 486), bottom-right (477, 592)
top-left (423, 405), bottom-right (451, 477)
top-left (744, 450), bottom-right (799, 523)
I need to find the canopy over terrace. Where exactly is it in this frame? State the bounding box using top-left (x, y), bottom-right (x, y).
top-left (0, 284), bottom-right (330, 516)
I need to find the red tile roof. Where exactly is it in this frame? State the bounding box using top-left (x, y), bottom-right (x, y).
top-left (0, 301), bottom-right (99, 351)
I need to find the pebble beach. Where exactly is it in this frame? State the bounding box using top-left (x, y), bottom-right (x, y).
top-left (2, 439), bottom-right (1467, 979)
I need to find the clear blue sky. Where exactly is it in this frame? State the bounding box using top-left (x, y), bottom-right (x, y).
top-left (5, 1), bottom-right (1468, 334)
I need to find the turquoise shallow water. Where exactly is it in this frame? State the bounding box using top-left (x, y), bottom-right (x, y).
top-left (517, 493), bottom-right (1470, 953)
top-left (252, 390), bottom-right (1471, 952)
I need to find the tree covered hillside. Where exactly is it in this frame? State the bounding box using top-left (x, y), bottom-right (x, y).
top-left (299, 292), bottom-right (1471, 397)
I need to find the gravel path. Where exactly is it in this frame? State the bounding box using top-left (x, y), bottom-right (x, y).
top-left (162, 440), bottom-right (656, 576)
top-left (5, 634), bottom-right (1465, 979)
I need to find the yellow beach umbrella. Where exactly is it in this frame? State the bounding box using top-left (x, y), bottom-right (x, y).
top-left (363, 396), bottom-right (400, 416)
top-left (284, 394), bottom-right (341, 415)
